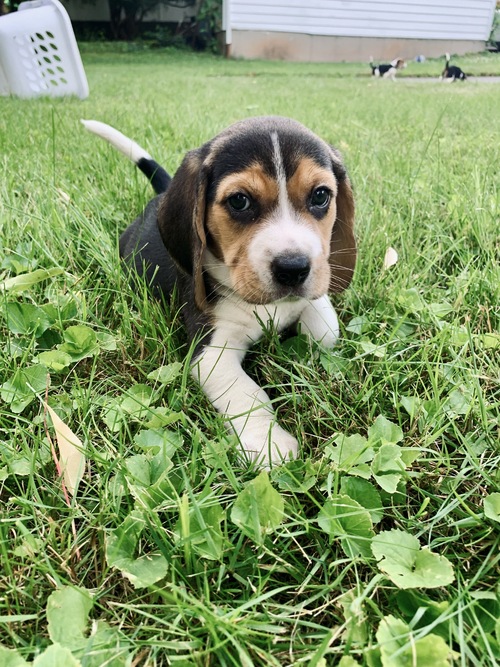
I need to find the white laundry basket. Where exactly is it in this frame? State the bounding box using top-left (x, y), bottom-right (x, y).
top-left (0, 0), bottom-right (88, 98)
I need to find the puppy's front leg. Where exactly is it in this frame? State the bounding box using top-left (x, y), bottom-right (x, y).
top-left (192, 341), bottom-right (298, 466)
top-left (299, 294), bottom-right (340, 348)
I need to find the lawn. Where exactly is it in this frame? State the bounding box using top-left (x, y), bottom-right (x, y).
top-left (0, 48), bottom-right (499, 666)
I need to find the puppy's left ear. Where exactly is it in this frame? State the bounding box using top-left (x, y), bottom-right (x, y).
top-left (329, 151), bottom-right (356, 293)
top-left (157, 148), bottom-right (209, 310)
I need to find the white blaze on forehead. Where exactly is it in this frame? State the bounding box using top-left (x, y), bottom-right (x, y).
top-left (270, 131), bottom-right (290, 216)
top-left (260, 130), bottom-right (322, 258)
top-left (244, 131), bottom-right (324, 293)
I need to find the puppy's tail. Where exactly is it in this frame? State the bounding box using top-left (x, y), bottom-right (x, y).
top-left (445, 52), bottom-right (450, 64)
top-left (81, 119), bottom-right (171, 194)
top-left (369, 55), bottom-right (376, 71)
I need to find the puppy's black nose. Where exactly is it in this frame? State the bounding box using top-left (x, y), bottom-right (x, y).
top-left (271, 254), bottom-right (311, 287)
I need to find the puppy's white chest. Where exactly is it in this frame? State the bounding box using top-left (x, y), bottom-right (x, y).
top-left (212, 296), bottom-right (306, 349)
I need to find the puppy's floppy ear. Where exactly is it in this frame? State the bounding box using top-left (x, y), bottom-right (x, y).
top-left (157, 148), bottom-right (209, 310)
top-left (329, 150), bottom-right (356, 293)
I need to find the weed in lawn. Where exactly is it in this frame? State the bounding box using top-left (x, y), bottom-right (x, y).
top-left (0, 48), bottom-right (499, 666)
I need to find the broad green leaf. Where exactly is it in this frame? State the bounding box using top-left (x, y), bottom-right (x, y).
top-left (0, 646), bottom-right (29, 667)
top-left (105, 510), bottom-right (168, 588)
top-left (1, 242), bottom-right (36, 274)
top-left (124, 455), bottom-right (151, 488)
top-left (95, 331), bottom-right (117, 351)
top-left (106, 510), bottom-right (144, 564)
top-left (468, 591), bottom-right (500, 634)
top-left (38, 350), bottom-right (74, 372)
top-left (147, 362), bottom-right (182, 385)
top-left (320, 352), bottom-right (350, 378)
top-left (397, 287), bottom-right (426, 313)
top-left (317, 494), bottom-right (374, 558)
top-left (176, 498), bottom-right (225, 560)
top-left (13, 534), bottom-right (44, 558)
top-left (271, 458), bottom-right (318, 493)
top-left (396, 590), bottom-right (449, 639)
top-left (1, 364), bottom-right (49, 413)
top-left (368, 416), bottom-right (404, 446)
top-left (338, 588), bottom-right (368, 644)
top-left (114, 553), bottom-right (169, 589)
top-left (338, 658), bottom-right (362, 667)
top-left (399, 448), bottom-right (421, 467)
top-left (143, 406), bottom-right (184, 429)
top-left (399, 395), bottom-right (421, 420)
top-left (4, 302), bottom-right (55, 337)
top-left (428, 301), bottom-right (453, 319)
top-left (372, 529), bottom-right (455, 589)
top-left (202, 437), bottom-right (233, 469)
top-left (346, 315), bottom-right (371, 335)
top-left (47, 586), bottom-right (93, 646)
top-left (484, 493), bottom-right (500, 523)
top-left (59, 325), bottom-right (99, 361)
top-left (134, 428), bottom-right (181, 459)
top-left (443, 388), bottom-right (472, 417)
top-left (325, 433), bottom-right (374, 478)
top-left (359, 340), bottom-right (386, 358)
top-left (80, 620), bottom-right (131, 667)
top-left (371, 445), bottom-right (406, 494)
top-left (0, 267), bottom-right (64, 293)
top-left (340, 477), bottom-right (383, 523)
top-left (32, 642), bottom-right (81, 667)
top-left (449, 327), bottom-right (469, 346)
top-left (120, 384), bottom-right (155, 416)
top-left (102, 385), bottom-right (156, 431)
top-left (376, 615), bottom-right (451, 666)
top-left (477, 332), bottom-right (500, 350)
top-left (231, 471), bottom-right (284, 544)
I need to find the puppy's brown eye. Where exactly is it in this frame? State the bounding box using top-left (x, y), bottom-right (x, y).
top-left (228, 193), bottom-right (251, 212)
top-left (310, 187), bottom-right (331, 209)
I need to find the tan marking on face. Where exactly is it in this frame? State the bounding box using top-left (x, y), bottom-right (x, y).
top-left (286, 157), bottom-right (338, 294)
top-left (205, 158), bottom-right (340, 304)
top-left (205, 164), bottom-right (281, 301)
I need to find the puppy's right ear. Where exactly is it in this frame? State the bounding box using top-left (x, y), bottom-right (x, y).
top-left (157, 148), bottom-right (209, 310)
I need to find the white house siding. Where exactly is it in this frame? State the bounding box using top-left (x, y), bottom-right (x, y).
top-left (229, 0), bottom-right (494, 40)
top-left (226, 0), bottom-right (496, 61)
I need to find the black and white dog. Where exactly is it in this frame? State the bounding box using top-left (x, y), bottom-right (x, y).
top-left (82, 117), bottom-right (356, 467)
top-left (440, 53), bottom-right (467, 82)
top-left (369, 56), bottom-right (407, 80)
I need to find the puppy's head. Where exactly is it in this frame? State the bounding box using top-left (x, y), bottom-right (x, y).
top-left (158, 117), bottom-right (355, 309)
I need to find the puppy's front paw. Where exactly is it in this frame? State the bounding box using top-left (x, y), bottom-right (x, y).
top-left (237, 423), bottom-right (298, 467)
top-left (299, 295), bottom-right (339, 349)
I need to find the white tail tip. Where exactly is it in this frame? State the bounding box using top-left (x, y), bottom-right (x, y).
top-left (81, 119), bottom-right (152, 164)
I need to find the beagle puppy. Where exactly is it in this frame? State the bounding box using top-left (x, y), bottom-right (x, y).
top-left (369, 56), bottom-right (406, 80)
top-left (440, 53), bottom-right (467, 82)
top-left (82, 117), bottom-right (356, 466)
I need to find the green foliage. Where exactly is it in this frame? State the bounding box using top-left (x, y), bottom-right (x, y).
top-left (231, 471), bottom-right (285, 544)
top-left (317, 494), bottom-right (374, 558)
top-left (106, 510), bottom-right (169, 588)
top-left (372, 530), bottom-right (455, 589)
top-left (376, 615), bottom-right (452, 666)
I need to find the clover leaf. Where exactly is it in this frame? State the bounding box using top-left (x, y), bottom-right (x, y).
top-left (372, 529), bottom-right (454, 589)
top-left (231, 471), bottom-right (284, 544)
top-left (317, 494), bottom-right (374, 558)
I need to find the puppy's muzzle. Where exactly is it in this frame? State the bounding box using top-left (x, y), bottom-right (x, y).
top-left (271, 254), bottom-right (311, 288)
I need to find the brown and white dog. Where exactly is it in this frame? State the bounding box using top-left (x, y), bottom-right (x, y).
top-left (82, 117), bottom-right (356, 466)
top-left (369, 56), bottom-right (406, 80)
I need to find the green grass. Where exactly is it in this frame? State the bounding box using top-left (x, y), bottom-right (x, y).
top-left (0, 48), bottom-right (499, 666)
